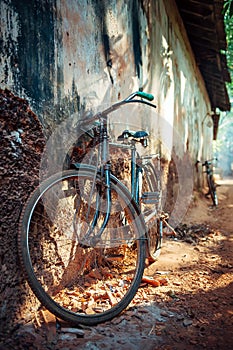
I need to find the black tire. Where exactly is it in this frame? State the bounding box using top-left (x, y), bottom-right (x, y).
top-left (142, 162), bottom-right (162, 261)
top-left (18, 167), bottom-right (146, 325)
top-left (207, 175), bottom-right (218, 206)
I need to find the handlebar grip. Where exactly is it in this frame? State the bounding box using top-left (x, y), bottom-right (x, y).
top-left (136, 91), bottom-right (154, 101)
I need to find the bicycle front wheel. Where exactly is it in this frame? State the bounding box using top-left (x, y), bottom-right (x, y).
top-left (18, 167), bottom-right (146, 325)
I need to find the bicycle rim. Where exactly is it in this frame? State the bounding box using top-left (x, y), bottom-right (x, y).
top-left (18, 168), bottom-right (146, 325)
top-left (207, 175), bottom-right (218, 206)
top-left (142, 163), bottom-right (162, 261)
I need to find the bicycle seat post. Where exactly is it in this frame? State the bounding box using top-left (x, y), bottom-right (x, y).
top-left (100, 117), bottom-right (109, 168)
top-left (130, 140), bottom-right (137, 201)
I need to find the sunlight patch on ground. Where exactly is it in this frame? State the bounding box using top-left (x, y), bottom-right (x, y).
top-left (217, 177), bottom-right (233, 186)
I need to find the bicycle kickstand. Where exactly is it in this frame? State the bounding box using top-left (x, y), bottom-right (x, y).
top-left (161, 212), bottom-right (177, 237)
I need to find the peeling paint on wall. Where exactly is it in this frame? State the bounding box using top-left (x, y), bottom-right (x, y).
top-left (0, 0), bottom-right (213, 176)
top-left (1, 0), bottom-right (56, 103)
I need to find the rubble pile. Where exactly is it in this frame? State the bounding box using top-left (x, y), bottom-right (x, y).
top-left (175, 223), bottom-right (216, 244)
top-left (0, 89), bottom-right (45, 336)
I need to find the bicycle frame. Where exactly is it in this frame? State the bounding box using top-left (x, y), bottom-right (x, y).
top-left (109, 140), bottom-right (143, 203)
top-left (202, 159), bottom-right (216, 184)
top-left (72, 91), bottom-right (157, 243)
top-left (197, 158), bottom-right (218, 206)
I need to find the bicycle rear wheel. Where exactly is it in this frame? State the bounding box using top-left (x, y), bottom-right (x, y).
top-left (142, 162), bottom-right (162, 261)
top-left (18, 167), bottom-right (146, 325)
top-left (207, 175), bottom-right (218, 206)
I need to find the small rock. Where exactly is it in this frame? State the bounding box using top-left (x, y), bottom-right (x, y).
top-left (176, 314), bottom-right (184, 321)
top-left (137, 308), bottom-right (149, 314)
top-left (156, 271), bottom-right (171, 275)
top-left (183, 319), bottom-right (193, 327)
top-left (167, 290), bottom-right (178, 299)
top-left (173, 281), bottom-right (181, 286)
top-left (60, 327), bottom-right (85, 336)
top-left (59, 333), bottom-right (77, 341)
top-left (160, 310), bottom-right (174, 318)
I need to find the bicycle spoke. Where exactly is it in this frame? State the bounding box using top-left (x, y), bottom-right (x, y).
top-left (19, 169), bottom-right (146, 325)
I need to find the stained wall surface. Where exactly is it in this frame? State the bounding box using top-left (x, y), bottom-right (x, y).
top-left (0, 0), bottom-right (213, 162)
top-left (0, 0), bottom-right (215, 332)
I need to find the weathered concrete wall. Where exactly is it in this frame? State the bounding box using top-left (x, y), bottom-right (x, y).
top-left (0, 0), bottom-right (213, 165)
top-left (1, 0), bottom-right (214, 194)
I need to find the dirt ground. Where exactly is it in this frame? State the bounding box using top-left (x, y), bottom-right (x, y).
top-left (1, 178), bottom-right (233, 350)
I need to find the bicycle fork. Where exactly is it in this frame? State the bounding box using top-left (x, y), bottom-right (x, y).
top-left (85, 120), bottom-right (112, 244)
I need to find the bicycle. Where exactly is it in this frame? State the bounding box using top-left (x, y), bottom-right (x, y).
top-left (18, 91), bottom-right (165, 326)
top-left (198, 159), bottom-right (218, 206)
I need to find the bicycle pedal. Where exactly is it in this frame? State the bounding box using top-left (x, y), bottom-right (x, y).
top-left (141, 191), bottom-right (160, 204)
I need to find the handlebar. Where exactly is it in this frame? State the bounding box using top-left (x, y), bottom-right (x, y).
top-left (197, 158), bottom-right (218, 167)
top-left (78, 91), bottom-right (156, 125)
top-left (125, 91), bottom-right (154, 102)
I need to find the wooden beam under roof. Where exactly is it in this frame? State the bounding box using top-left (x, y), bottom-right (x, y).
top-left (175, 0), bottom-right (230, 111)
